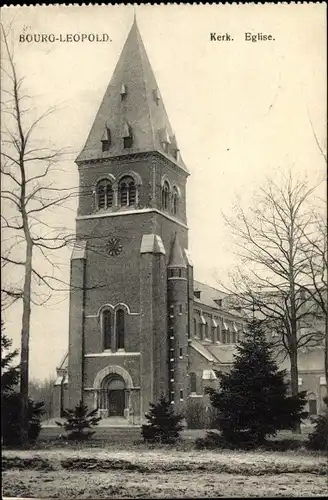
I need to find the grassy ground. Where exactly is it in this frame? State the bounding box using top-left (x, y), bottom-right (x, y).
top-left (31, 425), bottom-right (313, 447)
top-left (2, 439), bottom-right (327, 498)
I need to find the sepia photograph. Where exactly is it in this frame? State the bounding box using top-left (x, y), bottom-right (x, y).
top-left (1, 3), bottom-right (327, 498)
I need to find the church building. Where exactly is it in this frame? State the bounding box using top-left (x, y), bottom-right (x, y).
top-left (53, 18), bottom-right (326, 422)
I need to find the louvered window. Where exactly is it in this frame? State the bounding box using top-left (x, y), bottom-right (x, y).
top-left (96, 179), bottom-right (113, 210)
top-left (119, 176), bottom-right (136, 207)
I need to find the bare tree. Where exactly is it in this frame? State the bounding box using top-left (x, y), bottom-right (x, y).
top-left (1, 24), bottom-right (76, 445)
top-left (29, 376), bottom-right (56, 421)
top-left (298, 212), bottom-right (327, 382)
top-left (299, 115), bottom-right (327, 383)
top-left (221, 171), bottom-right (324, 431)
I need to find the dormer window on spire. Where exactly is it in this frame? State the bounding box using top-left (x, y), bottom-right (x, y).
top-left (120, 83), bottom-right (127, 100)
top-left (122, 121), bottom-right (133, 149)
top-left (101, 126), bottom-right (111, 152)
top-left (171, 135), bottom-right (180, 161)
top-left (159, 127), bottom-right (171, 153)
top-left (153, 88), bottom-right (160, 105)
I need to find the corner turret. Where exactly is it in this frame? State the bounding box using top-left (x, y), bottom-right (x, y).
top-left (167, 234), bottom-right (189, 409)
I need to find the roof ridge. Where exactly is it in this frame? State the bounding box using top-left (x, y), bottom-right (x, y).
top-left (194, 279), bottom-right (228, 296)
top-left (135, 21), bottom-right (156, 149)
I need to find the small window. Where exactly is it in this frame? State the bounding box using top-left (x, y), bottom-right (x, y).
top-left (190, 372), bottom-right (197, 393)
top-left (120, 83), bottom-right (127, 100)
top-left (172, 187), bottom-right (179, 215)
top-left (179, 347), bottom-right (183, 358)
top-left (102, 140), bottom-right (110, 152)
top-left (211, 326), bottom-right (216, 343)
top-left (116, 309), bottom-right (125, 350)
top-left (178, 269), bottom-right (182, 277)
top-left (101, 127), bottom-right (111, 152)
top-left (153, 88), bottom-right (160, 105)
top-left (193, 318), bottom-right (197, 337)
top-left (102, 309), bottom-right (112, 350)
top-left (124, 136), bottom-right (133, 149)
top-left (308, 394), bottom-right (317, 416)
top-left (180, 390), bottom-right (183, 400)
top-left (161, 181), bottom-right (170, 210)
top-left (122, 122), bottom-right (133, 148)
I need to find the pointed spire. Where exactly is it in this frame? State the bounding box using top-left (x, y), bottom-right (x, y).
top-left (76, 17), bottom-right (188, 173)
top-left (168, 233), bottom-right (187, 268)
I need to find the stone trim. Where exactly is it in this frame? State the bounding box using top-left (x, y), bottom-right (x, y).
top-left (85, 352), bottom-right (140, 357)
top-left (93, 365), bottom-right (134, 390)
top-left (76, 207), bottom-right (188, 229)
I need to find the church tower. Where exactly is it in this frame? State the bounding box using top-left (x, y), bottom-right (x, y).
top-left (68, 18), bottom-right (190, 422)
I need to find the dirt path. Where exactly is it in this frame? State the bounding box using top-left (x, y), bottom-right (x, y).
top-left (3, 448), bottom-right (327, 498)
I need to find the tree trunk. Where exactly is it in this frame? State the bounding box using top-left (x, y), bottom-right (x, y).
top-left (20, 239), bottom-right (33, 446)
top-left (325, 313), bottom-right (328, 395)
top-left (289, 343), bottom-right (301, 434)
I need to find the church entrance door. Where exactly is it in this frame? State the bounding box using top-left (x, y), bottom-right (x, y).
top-left (108, 390), bottom-right (125, 416)
top-left (100, 374), bottom-right (126, 417)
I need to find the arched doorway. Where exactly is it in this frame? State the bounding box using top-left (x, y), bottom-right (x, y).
top-left (101, 375), bottom-right (126, 417)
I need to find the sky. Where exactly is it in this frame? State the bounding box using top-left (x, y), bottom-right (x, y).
top-left (1, 4), bottom-right (327, 381)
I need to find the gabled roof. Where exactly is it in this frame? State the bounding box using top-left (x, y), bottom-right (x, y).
top-left (193, 280), bottom-right (227, 309)
top-left (76, 18), bottom-right (188, 173)
top-left (190, 340), bottom-right (215, 362)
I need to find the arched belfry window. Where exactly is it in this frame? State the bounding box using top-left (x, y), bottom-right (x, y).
top-left (161, 181), bottom-right (170, 210)
top-left (102, 309), bottom-right (112, 350)
top-left (96, 179), bottom-right (113, 210)
top-left (172, 186), bottom-right (179, 215)
top-left (119, 176), bottom-right (136, 207)
top-left (116, 309), bottom-right (125, 350)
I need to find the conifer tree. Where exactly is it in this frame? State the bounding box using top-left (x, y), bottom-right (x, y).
top-left (141, 395), bottom-right (184, 444)
top-left (307, 396), bottom-right (328, 451)
top-left (1, 322), bottom-right (45, 445)
top-left (56, 400), bottom-right (101, 440)
top-left (207, 320), bottom-right (307, 446)
top-left (1, 320), bottom-right (20, 396)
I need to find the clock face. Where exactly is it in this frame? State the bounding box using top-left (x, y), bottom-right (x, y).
top-left (106, 237), bottom-right (123, 256)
